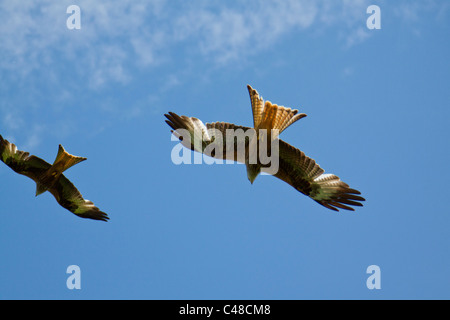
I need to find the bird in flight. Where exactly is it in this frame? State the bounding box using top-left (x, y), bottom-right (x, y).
top-left (0, 135), bottom-right (109, 221)
top-left (165, 85), bottom-right (365, 212)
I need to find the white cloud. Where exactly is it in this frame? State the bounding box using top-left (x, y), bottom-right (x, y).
top-left (0, 0), bottom-right (167, 88)
top-left (3, 0), bottom-right (448, 157)
top-left (344, 26), bottom-right (371, 48)
top-left (173, 1), bottom-right (319, 64)
top-left (0, 0), bottom-right (380, 88)
top-left (22, 124), bottom-right (45, 151)
top-left (5, 0), bottom-right (447, 144)
top-left (2, 110), bottom-right (25, 131)
top-left (0, 0), bottom-right (381, 145)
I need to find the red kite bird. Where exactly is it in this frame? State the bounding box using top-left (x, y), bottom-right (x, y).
top-left (0, 135), bottom-right (108, 221)
top-left (165, 85), bottom-right (365, 212)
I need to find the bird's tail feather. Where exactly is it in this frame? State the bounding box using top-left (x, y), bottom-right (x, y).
top-left (53, 145), bottom-right (86, 172)
top-left (257, 101), bottom-right (306, 138)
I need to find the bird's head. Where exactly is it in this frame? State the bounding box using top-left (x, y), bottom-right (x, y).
top-left (246, 163), bottom-right (261, 185)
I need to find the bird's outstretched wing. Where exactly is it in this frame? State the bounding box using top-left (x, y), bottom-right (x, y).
top-left (263, 139), bottom-right (365, 211)
top-left (0, 135), bottom-right (109, 221)
top-left (48, 175), bottom-right (109, 221)
top-left (0, 134), bottom-right (51, 182)
top-left (165, 112), bottom-right (254, 164)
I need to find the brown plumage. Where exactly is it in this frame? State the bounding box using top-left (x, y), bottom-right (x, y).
top-left (248, 85), bottom-right (306, 138)
top-left (165, 84), bottom-right (365, 212)
top-left (0, 135), bottom-right (109, 221)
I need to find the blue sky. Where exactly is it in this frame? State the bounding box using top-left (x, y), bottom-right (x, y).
top-left (0, 0), bottom-right (449, 299)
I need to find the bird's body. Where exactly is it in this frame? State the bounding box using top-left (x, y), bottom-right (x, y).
top-left (0, 135), bottom-right (108, 221)
top-left (165, 85), bottom-right (365, 212)
top-left (34, 144), bottom-right (86, 196)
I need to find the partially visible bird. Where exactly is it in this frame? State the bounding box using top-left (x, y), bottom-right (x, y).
top-left (165, 85), bottom-right (365, 212)
top-left (0, 135), bottom-right (109, 221)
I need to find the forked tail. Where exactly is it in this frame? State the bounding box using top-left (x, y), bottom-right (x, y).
top-left (256, 101), bottom-right (306, 139)
top-left (53, 145), bottom-right (86, 172)
top-left (247, 85), bottom-right (306, 139)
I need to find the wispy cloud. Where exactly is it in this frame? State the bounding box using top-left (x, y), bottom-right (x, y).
top-left (0, 0), bottom-right (166, 87)
top-left (344, 26), bottom-right (371, 48)
top-left (22, 124), bottom-right (45, 151)
top-left (0, 0), bottom-right (378, 88)
top-left (2, 0), bottom-right (447, 144)
top-left (173, 1), bottom-right (319, 64)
